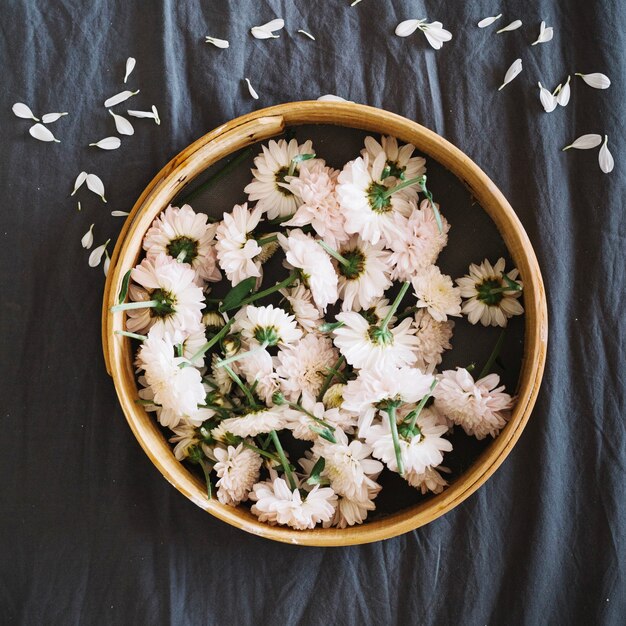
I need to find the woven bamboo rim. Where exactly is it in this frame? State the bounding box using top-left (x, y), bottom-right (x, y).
top-left (102, 102), bottom-right (548, 546)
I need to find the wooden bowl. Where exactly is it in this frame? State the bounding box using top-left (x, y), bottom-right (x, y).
top-left (102, 102), bottom-right (548, 546)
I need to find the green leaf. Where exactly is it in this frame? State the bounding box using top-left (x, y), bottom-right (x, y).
top-left (219, 276), bottom-right (256, 312)
top-left (291, 152), bottom-right (316, 164)
top-left (117, 269), bottom-right (132, 304)
top-left (306, 457), bottom-right (326, 485)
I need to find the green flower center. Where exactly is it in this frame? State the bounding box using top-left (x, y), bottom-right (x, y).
top-left (367, 182), bottom-right (392, 213)
top-left (360, 306), bottom-right (380, 325)
top-left (167, 236), bottom-right (199, 263)
top-left (382, 160), bottom-right (406, 180)
top-left (368, 325), bottom-right (393, 345)
top-left (337, 248), bottom-right (366, 280)
top-left (275, 166), bottom-right (295, 197)
top-left (254, 325), bottom-right (280, 346)
top-left (476, 278), bottom-right (505, 306)
top-left (150, 288), bottom-right (176, 318)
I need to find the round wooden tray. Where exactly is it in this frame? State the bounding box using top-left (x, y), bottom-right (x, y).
top-left (102, 102), bottom-right (548, 546)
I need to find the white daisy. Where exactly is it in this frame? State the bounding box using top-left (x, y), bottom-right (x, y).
top-left (336, 153), bottom-right (413, 245)
top-left (211, 443), bottom-right (262, 506)
top-left (126, 253), bottom-right (205, 335)
top-left (244, 139), bottom-right (317, 219)
top-left (169, 423), bottom-right (200, 460)
top-left (279, 282), bottom-right (322, 333)
top-left (249, 473), bottom-right (337, 529)
top-left (136, 327), bottom-right (206, 416)
top-left (366, 412), bottom-right (453, 475)
top-left (388, 199), bottom-right (450, 281)
top-left (412, 265), bottom-right (462, 322)
top-left (335, 236), bottom-right (392, 311)
top-left (412, 309), bottom-right (454, 371)
top-left (456, 258), bottom-right (524, 327)
top-left (220, 406), bottom-right (288, 438)
top-left (342, 366), bottom-right (435, 435)
top-left (238, 345), bottom-right (281, 405)
top-left (278, 229), bottom-right (338, 312)
top-left (215, 202), bottom-right (264, 286)
top-left (405, 465), bottom-right (449, 495)
top-left (275, 332), bottom-right (339, 402)
top-left (283, 161), bottom-right (348, 248)
top-left (143, 204), bottom-right (221, 283)
top-left (433, 368), bottom-right (514, 439)
top-left (233, 304), bottom-right (302, 347)
top-left (329, 484), bottom-right (381, 528)
top-left (362, 135), bottom-right (426, 189)
top-left (282, 391), bottom-right (353, 441)
top-left (333, 312), bottom-right (420, 370)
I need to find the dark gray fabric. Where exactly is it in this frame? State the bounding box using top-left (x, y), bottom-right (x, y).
top-left (1, 1), bottom-right (624, 624)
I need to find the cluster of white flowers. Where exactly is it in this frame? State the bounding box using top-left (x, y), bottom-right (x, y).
top-left (116, 135), bottom-right (524, 531)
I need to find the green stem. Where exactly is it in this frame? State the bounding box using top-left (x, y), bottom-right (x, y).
top-left (382, 175), bottom-right (425, 199)
top-left (380, 281), bottom-right (410, 331)
top-left (387, 404), bottom-right (404, 475)
top-left (418, 176), bottom-right (444, 234)
top-left (242, 441), bottom-right (281, 463)
top-left (406, 380), bottom-right (438, 431)
top-left (198, 458), bottom-right (213, 500)
top-left (114, 330), bottom-right (147, 341)
top-left (287, 402), bottom-right (337, 431)
top-left (317, 241), bottom-right (351, 267)
top-left (187, 319), bottom-right (234, 363)
top-left (231, 271), bottom-right (298, 310)
top-left (110, 299), bottom-right (161, 312)
top-left (181, 147), bottom-right (253, 204)
top-left (478, 330), bottom-right (506, 379)
top-left (317, 355), bottom-right (346, 401)
top-left (270, 430), bottom-right (297, 490)
top-left (396, 306), bottom-right (419, 322)
top-left (223, 364), bottom-right (256, 406)
top-left (257, 234), bottom-right (278, 246)
top-left (214, 341), bottom-right (268, 368)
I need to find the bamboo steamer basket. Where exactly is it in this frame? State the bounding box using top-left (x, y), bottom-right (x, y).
top-left (102, 102), bottom-right (548, 546)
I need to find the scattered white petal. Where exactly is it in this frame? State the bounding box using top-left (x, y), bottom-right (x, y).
top-left (599, 136), bottom-right (614, 173)
top-left (245, 77), bottom-right (259, 100)
top-left (496, 20), bottom-right (523, 33)
top-left (556, 76), bottom-right (571, 107)
top-left (103, 251), bottom-right (111, 276)
top-left (498, 59), bottom-right (523, 91)
top-left (477, 14), bottom-right (502, 28)
top-left (71, 171), bottom-right (88, 196)
top-left (420, 21), bottom-right (453, 50)
top-left (532, 21), bottom-right (554, 45)
top-left (395, 19), bottom-right (422, 37)
top-left (89, 136), bottom-right (121, 150)
top-left (251, 27), bottom-right (279, 39)
top-left (575, 72), bottom-right (611, 89)
top-left (86, 173), bottom-right (107, 202)
top-left (151, 105), bottom-right (161, 125)
top-left (29, 123), bottom-right (60, 142)
top-left (205, 36), bottom-right (229, 48)
top-left (41, 112), bottom-right (68, 123)
top-left (351, 0), bottom-right (363, 5)
top-left (12, 103), bottom-right (39, 121)
top-left (123, 57), bottom-right (136, 83)
top-left (318, 94), bottom-right (349, 102)
top-left (561, 134), bottom-right (602, 151)
top-left (104, 90), bottom-right (140, 108)
top-left (127, 108), bottom-right (159, 124)
top-left (297, 29), bottom-right (316, 40)
top-left (111, 210), bottom-right (130, 217)
top-left (89, 239), bottom-right (110, 268)
top-left (77, 201), bottom-right (82, 211)
top-left (81, 224), bottom-right (95, 249)
top-left (109, 110), bottom-right (134, 135)
top-left (257, 18), bottom-right (285, 32)
top-left (538, 82), bottom-right (557, 113)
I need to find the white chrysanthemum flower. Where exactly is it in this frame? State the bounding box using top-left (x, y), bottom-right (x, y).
top-left (278, 229), bottom-right (338, 312)
top-left (405, 465), bottom-right (449, 495)
top-left (456, 257), bottom-right (524, 327)
top-left (136, 327), bottom-right (206, 417)
top-left (333, 312), bottom-right (420, 370)
top-left (126, 253), bottom-right (205, 335)
top-left (412, 265), bottom-right (462, 322)
top-left (233, 304), bottom-right (302, 347)
top-left (342, 366), bottom-right (435, 435)
top-left (433, 368), bottom-right (514, 439)
top-left (143, 204), bottom-right (221, 283)
top-left (244, 139), bottom-right (317, 219)
top-left (283, 161), bottom-right (348, 248)
top-left (388, 200), bottom-right (450, 281)
top-left (238, 346), bottom-right (281, 405)
top-left (275, 333), bottom-right (339, 401)
top-left (211, 443), bottom-right (262, 506)
top-left (412, 309), bottom-right (454, 371)
top-left (178, 325), bottom-right (208, 368)
top-left (335, 236), bottom-right (392, 311)
top-left (366, 412), bottom-right (453, 475)
top-left (362, 135), bottom-right (426, 189)
top-left (169, 423), bottom-right (200, 461)
top-left (312, 428), bottom-right (383, 499)
top-left (279, 282), bottom-right (322, 333)
top-left (281, 392), bottom-right (352, 441)
top-left (250, 473), bottom-right (337, 529)
top-left (330, 485), bottom-right (381, 528)
top-left (336, 154), bottom-right (413, 245)
top-left (220, 406), bottom-right (288, 438)
top-left (215, 202), bottom-right (264, 286)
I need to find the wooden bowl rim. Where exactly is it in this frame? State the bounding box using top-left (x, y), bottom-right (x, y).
top-left (102, 101), bottom-right (548, 546)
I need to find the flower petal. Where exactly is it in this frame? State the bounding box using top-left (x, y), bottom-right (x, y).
top-left (71, 171), bottom-right (88, 196)
top-left (538, 83), bottom-right (557, 112)
top-left (576, 72), bottom-right (611, 89)
top-left (13, 102), bottom-right (39, 121)
top-left (104, 90), bottom-right (140, 108)
top-left (127, 109), bottom-right (159, 124)
top-left (86, 173), bottom-right (106, 202)
top-left (41, 112), bottom-right (68, 123)
top-left (29, 123), bottom-right (60, 142)
top-left (395, 19), bottom-right (421, 37)
top-left (89, 136), bottom-right (121, 150)
top-left (151, 105), bottom-right (161, 125)
top-left (561, 134), bottom-right (603, 151)
top-left (496, 20), bottom-right (523, 33)
top-left (498, 59), bottom-right (523, 91)
top-left (245, 77), bottom-right (259, 100)
top-left (258, 18), bottom-right (284, 32)
top-left (556, 76), bottom-right (571, 106)
top-left (599, 136), bottom-right (614, 173)
top-left (532, 21), bottom-right (554, 44)
top-left (123, 57), bottom-right (136, 83)
top-left (109, 110), bottom-right (134, 135)
top-left (477, 14), bottom-right (502, 28)
top-left (81, 224), bottom-right (95, 249)
top-left (111, 210), bottom-right (130, 217)
top-left (88, 240), bottom-right (110, 267)
top-left (205, 36), bottom-right (229, 48)
top-left (250, 27), bottom-right (279, 39)
top-left (317, 94), bottom-right (348, 102)
top-left (103, 251), bottom-right (111, 277)
top-left (297, 29), bottom-right (316, 40)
